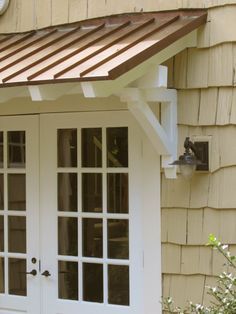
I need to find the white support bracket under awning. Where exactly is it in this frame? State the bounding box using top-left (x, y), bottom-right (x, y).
top-left (118, 66), bottom-right (177, 179)
top-left (120, 88), bottom-right (177, 179)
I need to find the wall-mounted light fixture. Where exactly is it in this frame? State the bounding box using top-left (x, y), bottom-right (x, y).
top-left (171, 137), bottom-right (209, 179)
top-left (0, 0), bottom-right (9, 15)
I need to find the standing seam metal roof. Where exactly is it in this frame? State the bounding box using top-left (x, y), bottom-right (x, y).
top-left (0, 11), bottom-right (207, 87)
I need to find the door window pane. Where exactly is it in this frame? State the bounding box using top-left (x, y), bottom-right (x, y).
top-left (9, 258), bottom-right (26, 296)
top-left (58, 261), bottom-right (78, 300)
top-left (83, 263), bottom-right (103, 303)
top-left (108, 265), bottom-right (129, 305)
top-left (0, 132), bottom-right (3, 168)
top-left (82, 173), bottom-right (102, 213)
top-left (58, 129), bottom-right (77, 168)
top-left (8, 131), bottom-right (25, 168)
top-left (8, 216), bottom-right (26, 253)
top-left (108, 219), bottom-right (129, 259)
top-left (0, 174), bottom-right (4, 210)
top-left (107, 128), bottom-right (128, 167)
top-left (58, 173), bottom-right (77, 212)
top-left (58, 217), bottom-right (78, 256)
top-left (107, 173), bottom-right (128, 213)
top-left (0, 258), bottom-right (4, 293)
top-left (8, 174), bottom-right (26, 211)
top-left (83, 218), bottom-right (103, 258)
top-left (82, 128), bottom-right (102, 167)
top-left (0, 216), bottom-right (3, 251)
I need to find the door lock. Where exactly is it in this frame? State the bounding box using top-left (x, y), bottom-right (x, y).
top-left (25, 269), bottom-right (37, 276)
top-left (41, 270), bottom-right (51, 277)
top-left (31, 257), bottom-right (37, 264)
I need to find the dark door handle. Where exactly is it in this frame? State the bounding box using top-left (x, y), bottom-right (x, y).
top-left (24, 269), bottom-right (37, 276)
top-left (41, 270), bottom-right (51, 277)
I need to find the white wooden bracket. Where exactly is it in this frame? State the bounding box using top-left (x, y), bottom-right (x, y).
top-left (28, 83), bottom-right (81, 101)
top-left (119, 66), bottom-right (177, 179)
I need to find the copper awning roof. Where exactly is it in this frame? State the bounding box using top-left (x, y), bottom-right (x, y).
top-left (0, 11), bottom-right (207, 87)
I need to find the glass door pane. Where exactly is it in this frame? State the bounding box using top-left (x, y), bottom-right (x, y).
top-left (6, 131), bottom-right (27, 296)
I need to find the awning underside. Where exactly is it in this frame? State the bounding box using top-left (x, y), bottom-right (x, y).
top-left (0, 10), bottom-right (207, 87)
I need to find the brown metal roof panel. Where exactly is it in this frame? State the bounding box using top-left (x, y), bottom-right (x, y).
top-left (26, 22), bottom-right (133, 81)
top-left (25, 20), bottom-right (156, 82)
top-left (82, 12), bottom-right (207, 80)
top-left (0, 27), bottom-right (92, 72)
top-left (80, 17), bottom-right (187, 78)
top-left (0, 10), bottom-right (207, 87)
top-left (3, 23), bottom-right (143, 83)
top-left (53, 16), bottom-right (179, 79)
top-left (0, 29), bottom-right (87, 67)
top-left (3, 27), bottom-right (120, 83)
top-left (0, 35), bottom-right (14, 45)
top-left (29, 19), bottom-right (161, 81)
top-left (0, 27), bottom-right (108, 83)
top-left (55, 15), bottom-right (191, 80)
top-left (0, 30), bottom-right (58, 62)
top-left (0, 34), bottom-right (26, 53)
top-left (107, 13), bottom-right (207, 80)
top-left (0, 33), bottom-right (39, 54)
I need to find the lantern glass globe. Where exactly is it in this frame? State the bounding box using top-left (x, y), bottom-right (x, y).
top-left (0, 0), bottom-right (9, 15)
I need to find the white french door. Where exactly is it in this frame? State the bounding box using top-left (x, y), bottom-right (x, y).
top-left (0, 111), bottom-right (144, 314)
top-left (40, 111), bottom-right (143, 314)
top-left (0, 115), bottom-right (40, 314)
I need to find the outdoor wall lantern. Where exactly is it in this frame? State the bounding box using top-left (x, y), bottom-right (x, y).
top-left (0, 0), bottom-right (9, 15)
top-left (171, 137), bottom-right (209, 179)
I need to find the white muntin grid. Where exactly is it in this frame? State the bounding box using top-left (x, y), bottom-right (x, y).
top-left (56, 126), bottom-right (130, 305)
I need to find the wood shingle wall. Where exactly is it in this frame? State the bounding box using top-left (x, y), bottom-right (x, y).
top-left (0, 0), bottom-right (236, 33)
top-left (162, 4), bottom-right (236, 308)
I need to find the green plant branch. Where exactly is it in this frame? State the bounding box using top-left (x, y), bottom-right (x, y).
top-left (163, 235), bottom-right (236, 314)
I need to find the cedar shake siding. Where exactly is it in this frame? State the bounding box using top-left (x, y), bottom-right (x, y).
top-left (162, 3), bottom-right (236, 308)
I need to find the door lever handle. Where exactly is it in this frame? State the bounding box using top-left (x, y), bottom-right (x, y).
top-left (24, 269), bottom-right (37, 276)
top-left (41, 270), bottom-right (51, 277)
